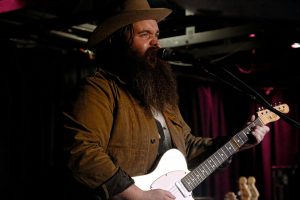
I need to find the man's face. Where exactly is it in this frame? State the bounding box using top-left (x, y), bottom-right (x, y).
top-left (130, 20), bottom-right (160, 57)
top-left (122, 20), bottom-right (178, 112)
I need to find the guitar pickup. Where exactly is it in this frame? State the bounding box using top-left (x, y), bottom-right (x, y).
top-left (175, 180), bottom-right (192, 198)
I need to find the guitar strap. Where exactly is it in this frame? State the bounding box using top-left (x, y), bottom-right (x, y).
top-left (151, 108), bottom-right (172, 156)
top-left (155, 119), bottom-right (167, 155)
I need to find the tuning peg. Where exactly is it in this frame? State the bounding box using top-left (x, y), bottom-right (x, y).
top-left (257, 107), bottom-right (262, 111)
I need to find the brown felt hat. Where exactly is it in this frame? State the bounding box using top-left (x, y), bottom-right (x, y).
top-left (87, 0), bottom-right (172, 48)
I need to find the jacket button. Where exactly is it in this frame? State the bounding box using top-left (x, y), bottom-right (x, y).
top-left (150, 138), bottom-right (156, 144)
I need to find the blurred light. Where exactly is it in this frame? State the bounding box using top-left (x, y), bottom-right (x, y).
top-left (291, 43), bottom-right (300, 48)
top-left (79, 48), bottom-right (96, 60)
top-left (262, 87), bottom-right (274, 96)
top-left (248, 33), bottom-right (256, 38)
top-left (235, 64), bottom-right (254, 74)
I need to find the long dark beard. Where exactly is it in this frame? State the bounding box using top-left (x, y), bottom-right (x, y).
top-left (126, 47), bottom-right (179, 112)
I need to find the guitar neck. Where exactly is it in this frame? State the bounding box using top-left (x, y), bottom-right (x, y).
top-left (181, 118), bottom-right (264, 192)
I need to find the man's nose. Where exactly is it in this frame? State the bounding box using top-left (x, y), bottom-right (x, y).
top-left (150, 36), bottom-right (160, 48)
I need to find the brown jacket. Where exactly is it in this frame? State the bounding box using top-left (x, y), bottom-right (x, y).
top-left (63, 69), bottom-right (215, 199)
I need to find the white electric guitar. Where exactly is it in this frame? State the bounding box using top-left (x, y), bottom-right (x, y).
top-left (133, 104), bottom-right (289, 200)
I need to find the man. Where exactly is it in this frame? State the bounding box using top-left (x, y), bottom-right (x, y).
top-left (62, 0), bottom-right (270, 199)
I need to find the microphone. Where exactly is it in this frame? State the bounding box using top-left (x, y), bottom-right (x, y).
top-left (157, 48), bottom-right (218, 73)
top-left (157, 48), bottom-right (196, 63)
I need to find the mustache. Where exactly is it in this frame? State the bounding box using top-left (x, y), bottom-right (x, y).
top-left (144, 47), bottom-right (166, 68)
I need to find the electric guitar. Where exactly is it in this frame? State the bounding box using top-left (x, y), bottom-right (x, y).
top-left (133, 104), bottom-right (289, 200)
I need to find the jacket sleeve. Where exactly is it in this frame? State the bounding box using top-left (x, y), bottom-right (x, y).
top-left (95, 168), bottom-right (134, 199)
top-left (63, 72), bottom-right (133, 198)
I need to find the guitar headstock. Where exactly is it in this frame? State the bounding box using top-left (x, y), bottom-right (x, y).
top-left (238, 176), bottom-right (251, 200)
top-left (257, 103), bottom-right (289, 125)
top-left (247, 176), bottom-right (259, 200)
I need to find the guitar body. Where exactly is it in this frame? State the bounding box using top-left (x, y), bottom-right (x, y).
top-left (133, 149), bottom-right (194, 200)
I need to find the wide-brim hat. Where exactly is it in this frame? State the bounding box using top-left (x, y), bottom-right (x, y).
top-left (87, 0), bottom-right (172, 48)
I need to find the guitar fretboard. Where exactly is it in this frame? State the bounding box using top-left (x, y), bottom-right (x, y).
top-left (181, 118), bottom-right (263, 192)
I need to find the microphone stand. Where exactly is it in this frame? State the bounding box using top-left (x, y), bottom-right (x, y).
top-left (193, 58), bottom-right (300, 129)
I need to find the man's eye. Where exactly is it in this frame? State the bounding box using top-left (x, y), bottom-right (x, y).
top-left (138, 32), bottom-right (159, 40)
top-left (139, 32), bottom-right (150, 38)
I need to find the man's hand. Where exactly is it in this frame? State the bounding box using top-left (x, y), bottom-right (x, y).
top-left (241, 115), bottom-right (270, 150)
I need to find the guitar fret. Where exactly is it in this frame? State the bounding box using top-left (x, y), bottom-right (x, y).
top-left (191, 178), bottom-right (198, 189)
top-left (225, 143), bottom-right (234, 155)
top-left (183, 177), bottom-right (193, 191)
top-left (253, 119), bottom-right (263, 127)
top-left (183, 165), bottom-right (206, 191)
top-left (220, 148), bottom-right (229, 160)
top-left (210, 159), bottom-right (217, 170)
top-left (184, 166), bottom-right (203, 186)
top-left (229, 141), bottom-right (238, 151)
top-left (189, 159), bottom-right (215, 187)
top-left (189, 174), bottom-right (197, 188)
top-left (185, 176), bottom-right (192, 185)
top-left (233, 134), bottom-right (243, 146)
top-left (196, 168), bottom-right (205, 181)
top-left (242, 132), bottom-right (248, 142)
top-left (241, 131), bottom-right (250, 144)
top-left (236, 133), bottom-right (246, 145)
top-left (216, 150), bottom-right (226, 162)
top-left (204, 162), bottom-right (212, 173)
top-left (200, 165), bottom-right (208, 176)
top-left (208, 158), bottom-right (216, 170)
top-left (245, 126), bottom-right (252, 133)
top-left (230, 138), bottom-right (241, 149)
top-left (198, 165), bottom-right (206, 177)
top-left (222, 145), bottom-right (231, 157)
top-left (189, 179), bottom-right (196, 190)
top-left (194, 168), bottom-right (204, 182)
top-left (256, 118), bottom-right (264, 126)
top-left (213, 154), bottom-right (221, 165)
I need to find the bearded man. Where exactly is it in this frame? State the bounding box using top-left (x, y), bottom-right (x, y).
top-left (62, 0), bottom-right (270, 199)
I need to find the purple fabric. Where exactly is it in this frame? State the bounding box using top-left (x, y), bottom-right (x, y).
top-left (0, 0), bottom-right (27, 13)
